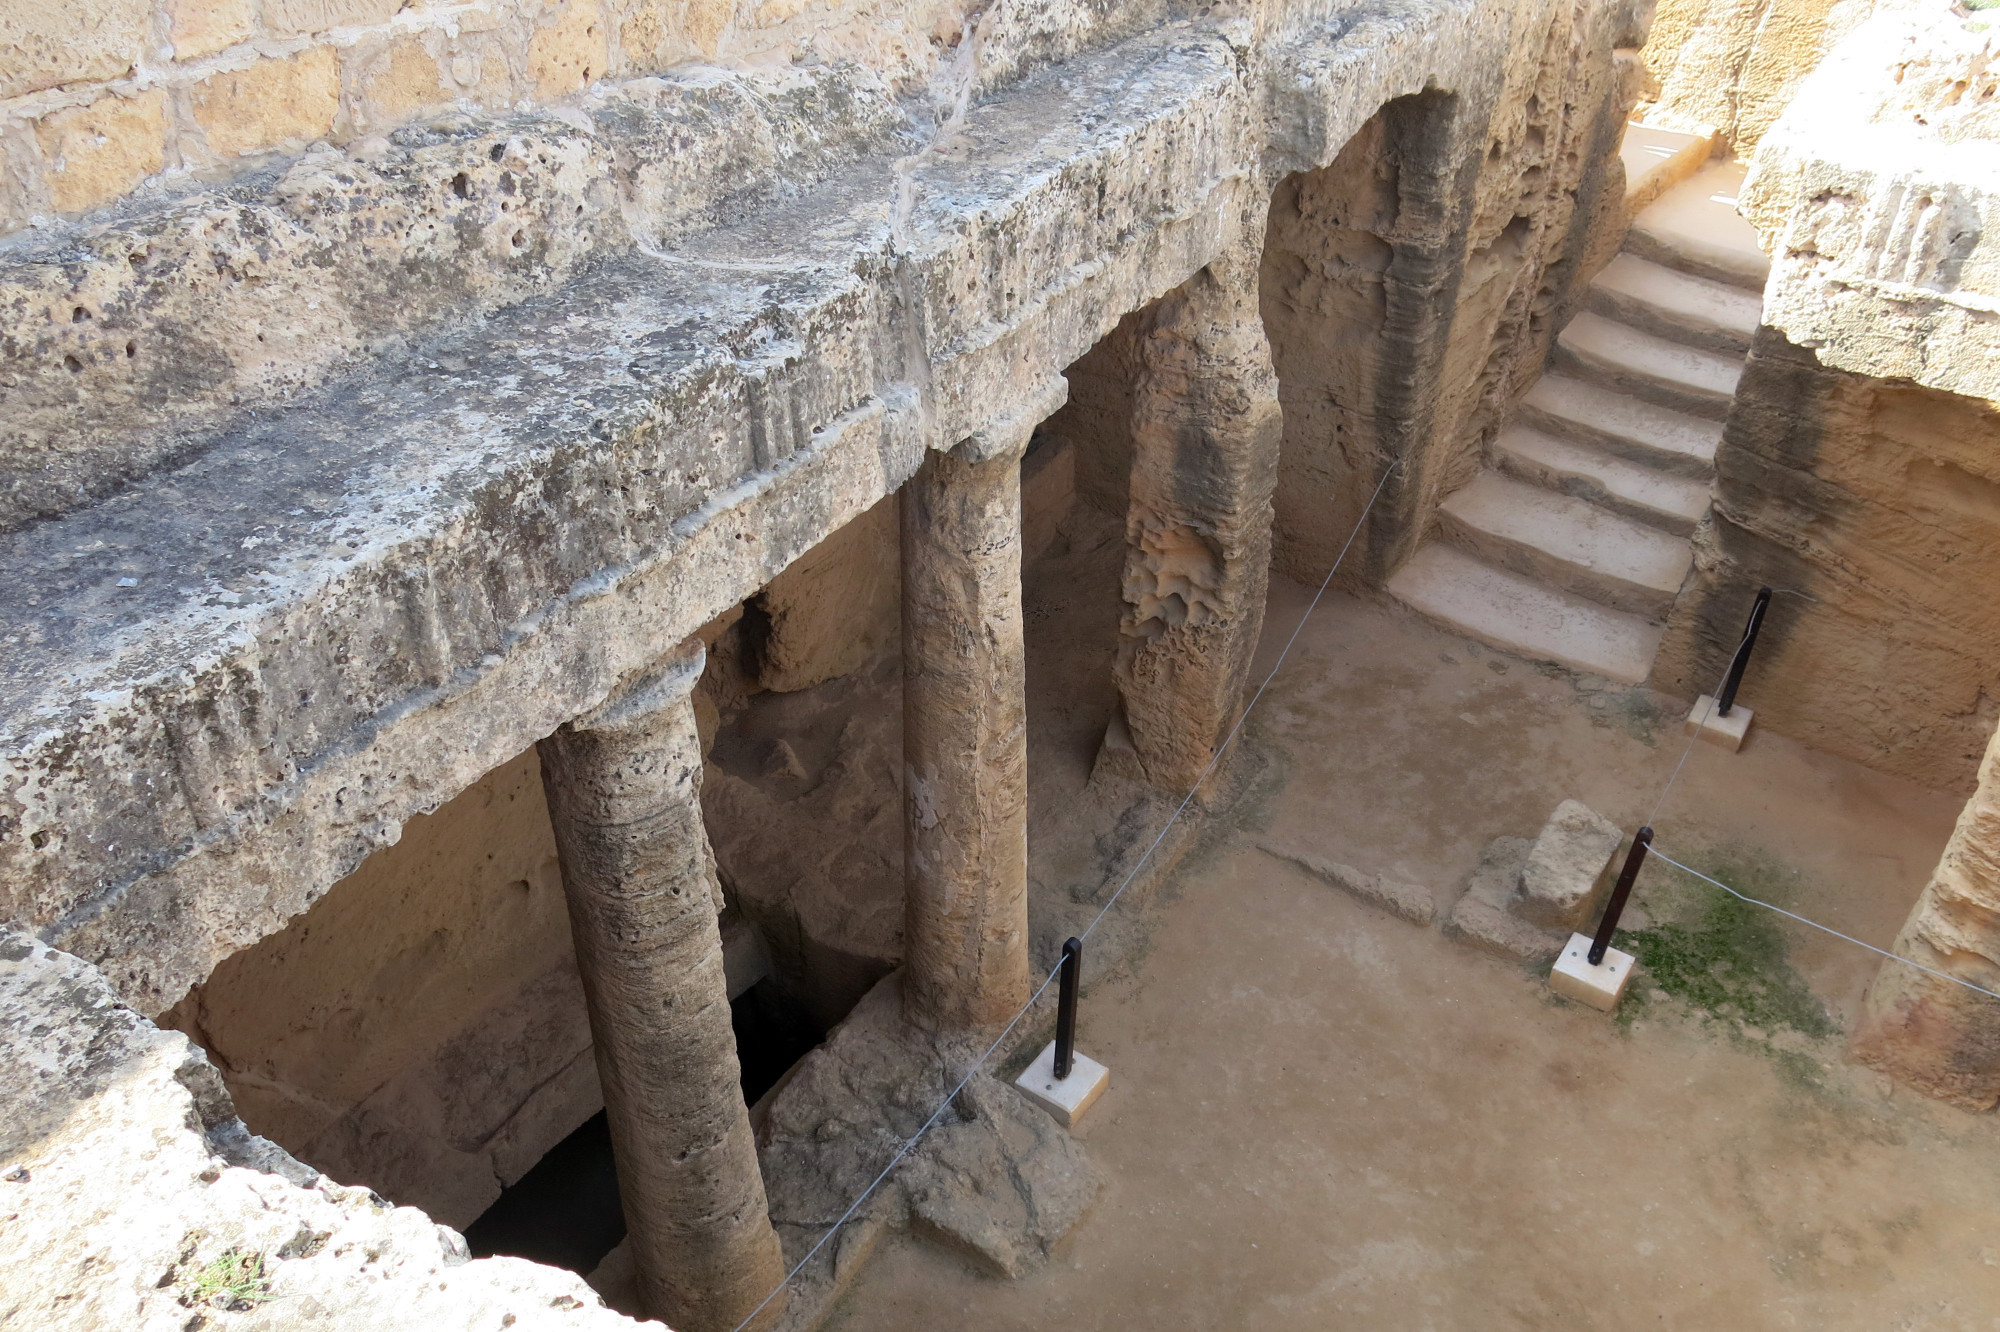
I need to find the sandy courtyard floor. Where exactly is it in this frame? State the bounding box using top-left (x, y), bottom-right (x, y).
top-left (824, 574), bottom-right (2000, 1331)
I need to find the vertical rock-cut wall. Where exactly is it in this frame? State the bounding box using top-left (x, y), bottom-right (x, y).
top-left (160, 748), bottom-right (596, 1229)
top-left (1853, 718), bottom-right (2000, 1108)
top-left (749, 495), bottom-right (900, 695)
top-left (1655, 2), bottom-right (2000, 793)
top-left (1260, 4), bottom-right (1633, 589)
top-left (1045, 310), bottom-right (1144, 520)
top-left (1651, 333), bottom-right (2000, 791)
top-left (1636, 0), bottom-right (1881, 151)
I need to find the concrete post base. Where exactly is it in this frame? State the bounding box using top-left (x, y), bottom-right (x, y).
top-left (1550, 932), bottom-right (1636, 1012)
top-left (1015, 1041), bottom-right (1110, 1128)
top-left (1685, 695), bottom-right (1753, 751)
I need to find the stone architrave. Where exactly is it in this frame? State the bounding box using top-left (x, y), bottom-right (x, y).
top-left (537, 643), bottom-right (786, 1332)
top-left (1112, 243), bottom-right (1284, 793)
top-left (900, 418), bottom-right (1046, 1033)
top-left (1852, 720), bottom-right (2000, 1110)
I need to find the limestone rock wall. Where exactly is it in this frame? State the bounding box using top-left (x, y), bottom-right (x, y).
top-left (0, 0), bottom-right (1179, 240)
top-left (0, 0), bottom-right (1656, 1314)
top-left (159, 747), bottom-right (598, 1229)
top-left (0, 927), bottom-right (651, 1330)
top-left (0, 0), bottom-right (1649, 1054)
top-left (1652, 0), bottom-right (2000, 791)
top-left (1650, 332), bottom-right (2000, 789)
top-left (749, 494), bottom-right (900, 694)
top-left (1852, 719), bottom-right (2000, 1109)
top-left (1635, 0), bottom-right (1882, 152)
top-left (1262, 0), bottom-right (1636, 587)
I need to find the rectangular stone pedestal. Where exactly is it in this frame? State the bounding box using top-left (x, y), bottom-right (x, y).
top-left (1550, 932), bottom-right (1636, 1012)
top-left (1015, 1041), bottom-right (1109, 1128)
top-left (1684, 695), bottom-right (1752, 751)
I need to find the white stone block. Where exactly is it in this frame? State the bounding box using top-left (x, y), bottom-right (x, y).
top-left (1684, 695), bottom-right (1752, 751)
top-left (1014, 1041), bottom-right (1109, 1128)
top-left (1549, 932), bottom-right (1636, 1012)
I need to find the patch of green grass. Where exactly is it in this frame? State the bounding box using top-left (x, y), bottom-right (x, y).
top-left (1615, 850), bottom-right (1837, 1041)
top-left (182, 1249), bottom-right (270, 1312)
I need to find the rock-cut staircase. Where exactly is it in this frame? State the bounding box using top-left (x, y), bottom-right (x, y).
top-left (1389, 125), bottom-right (1770, 684)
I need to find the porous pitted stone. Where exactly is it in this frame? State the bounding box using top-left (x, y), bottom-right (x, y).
top-left (1516, 799), bottom-right (1624, 933)
top-left (0, 929), bottom-right (652, 1331)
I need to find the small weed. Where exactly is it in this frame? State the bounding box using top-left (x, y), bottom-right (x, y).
top-left (181, 1249), bottom-right (270, 1312)
top-left (1615, 850), bottom-right (1837, 1041)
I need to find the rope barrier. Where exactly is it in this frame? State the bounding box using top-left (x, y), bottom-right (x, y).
top-left (1644, 845), bottom-right (2000, 1005)
top-left (1628, 585), bottom-right (1999, 1011)
top-left (727, 460), bottom-right (1400, 1330)
top-left (728, 474), bottom-right (1983, 1331)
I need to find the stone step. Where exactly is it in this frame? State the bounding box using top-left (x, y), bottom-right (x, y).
top-left (1518, 374), bottom-right (1722, 478)
top-left (1584, 253), bottom-right (1761, 355)
top-left (1619, 121), bottom-right (1715, 220)
top-left (1491, 425), bottom-right (1711, 537)
top-left (1437, 470), bottom-right (1693, 620)
top-left (1387, 542), bottom-right (1665, 685)
top-left (1625, 159), bottom-right (1769, 292)
top-left (1554, 310), bottom-right (1744, 421)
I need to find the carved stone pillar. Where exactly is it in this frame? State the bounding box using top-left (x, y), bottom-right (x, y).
top-left (900, 425), bottom-right (1039, 1032)
top-left (1852, 718), bottom-right (2000, 1109)
top-left (1111, 245), bottom-right (1284, 793)
top-left (537, 644), bottom-right (786, 1332)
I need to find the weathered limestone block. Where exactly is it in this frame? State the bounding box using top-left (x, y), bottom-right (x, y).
top-left (1112, 245), bottom-right (1283, 793)
top-left (33, 89), bottom-right (168, 214)
top-left (900, 440), bottom-right (1032, 1032)
top-left (1740, 5), bottom-right (2000, 405)
top-left (757, 976), bottom-right (1100, 1324)
top-left (1852, 716), bottom-right (2000, 1110)
top-left (1443, 835), bottom-right (1567, 966)
top-left (901, 1072), bottom-right (1103, 1278)
top-left (1516, 799), bottom-right (1624, 933)
top-left (0, 929), bottom-right (650, 1331)
top-left (1443, 802), bottom-right (1626, 966)
top-left (538, 645), bottom-right (786, 1332)
top-left (0, 0), bottom-right (150, 98)
top-left (754, 494), bottom-right (899, 693)
top-left (0, 62), bottom-right (913, 534)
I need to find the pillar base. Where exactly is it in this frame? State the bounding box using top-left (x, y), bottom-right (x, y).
top-left (1015, 1041), bottom-right (1109, 1128)
top-left (1684, 695), bottom-right (1752, 751)
top-left (1549, 932), bottom-right (1636, 1012)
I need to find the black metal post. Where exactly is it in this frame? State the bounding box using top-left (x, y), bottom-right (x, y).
top-left (1588, 827), bottom-right (1653, 966)
top-left (1053, 937), bottom-right (1082, 1080)
top-left (1716, 587), bottom-right (1772, 717)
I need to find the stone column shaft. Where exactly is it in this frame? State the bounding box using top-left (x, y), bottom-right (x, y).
top-left (1853, 718), bottom-right (2000, 1109)
top-left (1113, 244), bottom-right (1284, 792)
top-left (537, 646), bottom-right (786, 1332)
top-left (900, 442), bottom-right (1031, 1031)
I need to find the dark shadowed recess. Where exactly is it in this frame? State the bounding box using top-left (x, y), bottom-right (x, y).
top-left (463, 977), bottom-right (825, 1273)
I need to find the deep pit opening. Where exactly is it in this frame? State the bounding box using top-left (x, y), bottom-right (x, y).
top-left (461, 975), bottom-right (826, 1273)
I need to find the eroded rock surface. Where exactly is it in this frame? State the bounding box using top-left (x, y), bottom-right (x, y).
top-left (757, 976), bottom-right (1099, 1325)
top-left (0, 928), bottom-right (649, 1331)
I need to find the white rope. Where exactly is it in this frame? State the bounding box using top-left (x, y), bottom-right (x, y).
top-left (1643, 845), bottom-right (2000, 1005)
top-left (727, 459), bottom-right (1400, 1331)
